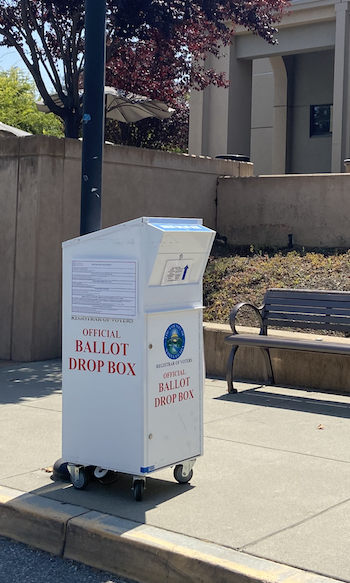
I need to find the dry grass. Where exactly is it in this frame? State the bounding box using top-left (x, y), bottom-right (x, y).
top-left (203, 242), bottom-right (350, 328)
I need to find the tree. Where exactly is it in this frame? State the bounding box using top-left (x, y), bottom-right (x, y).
top-left (0, 0), bottom-right (289, 139)
top-left (0, 66), bottom-right (63, 136)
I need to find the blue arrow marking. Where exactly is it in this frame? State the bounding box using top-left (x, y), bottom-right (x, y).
top-left (182, 265), bottom-right (189, 280)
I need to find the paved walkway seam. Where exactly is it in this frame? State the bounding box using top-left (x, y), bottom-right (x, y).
top-left (240, 495), bottom-right (350, 552)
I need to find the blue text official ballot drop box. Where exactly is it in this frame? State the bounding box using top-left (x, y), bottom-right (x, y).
top-left (62, 217), bottom-right (215, 500)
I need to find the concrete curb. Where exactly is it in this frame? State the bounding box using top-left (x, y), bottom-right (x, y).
top-left (0, 485), bottom-right (342, 583)
top-left (0, 486), bottom-right (87, 555)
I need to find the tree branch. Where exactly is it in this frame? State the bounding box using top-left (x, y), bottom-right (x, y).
top-left (25, 1), bottom-right (66, 104)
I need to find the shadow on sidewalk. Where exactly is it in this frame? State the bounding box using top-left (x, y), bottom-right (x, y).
top-left (216, 385), bottom-right (350, 419)
top-left (24, 469), bottom-right (194, 523)
top-left (0, 360), bottom-right (62, 405)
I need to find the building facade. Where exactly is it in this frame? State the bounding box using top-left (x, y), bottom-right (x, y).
top-left (189, 0), bottom-right (350, 174)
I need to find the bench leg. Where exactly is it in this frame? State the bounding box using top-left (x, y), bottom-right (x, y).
top-left (226, 346), bottom-right (238, 394)
top-left (226, 345), bottom-right (275, 393)
top-left (260, 348), bottom-right (274, 385)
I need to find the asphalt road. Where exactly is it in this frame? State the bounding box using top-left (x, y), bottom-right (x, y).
top-left (0, 536), bottom-right (138, 583)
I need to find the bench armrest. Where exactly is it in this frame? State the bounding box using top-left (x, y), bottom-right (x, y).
top-left (229, 302), bottom-right (264, 335)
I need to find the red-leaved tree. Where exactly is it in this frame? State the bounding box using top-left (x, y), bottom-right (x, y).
top-left (0, 0), bottom-right (289, 141)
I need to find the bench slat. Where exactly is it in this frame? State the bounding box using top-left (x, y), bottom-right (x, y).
top-left (266, 305), bottom-right (350, 316)
top-left (265, 298), bottom-right (350, 310)
top-left (225, 333), bottom-right (350, 355)
top-left (264, 313), bottom-right (350, 325)
top-left (264, 319), bottom-right (350, 332)
top-left (266, 288), bottom-right (350, 300)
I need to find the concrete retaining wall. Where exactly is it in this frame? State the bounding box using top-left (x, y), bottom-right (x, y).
top-left (217, 173), bottom-right (350, 248)
top-left (3, 134), bottom-right (350, 377)
top-left (0, 135), bottom-right (247, 361)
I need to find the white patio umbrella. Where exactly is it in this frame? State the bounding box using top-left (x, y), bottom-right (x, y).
top-left (36, 87), bottom-right (174, 123)
top-left (0, 121), bottom-right (32, 137)
top-left (36, 92), bottom-right (64, 113)
top-left (104, 87), bottom-right (174, 122)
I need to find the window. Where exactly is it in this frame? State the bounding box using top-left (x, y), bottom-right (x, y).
top-left (310, 105), bottom-right (332, 136)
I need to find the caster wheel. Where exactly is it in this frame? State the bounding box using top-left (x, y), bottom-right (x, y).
top-left (52, 458), bottom-right (70, 481)
top-left (174, 464), bottom-right (193, 484)
top-left (98, 471), bottom-right (118, 485)
top-left (134, 480), bottom-right (144, 502)
top-left (94, 467), bottom-right (118, 484)
top-left (71, 467), bottom-right (90, 490)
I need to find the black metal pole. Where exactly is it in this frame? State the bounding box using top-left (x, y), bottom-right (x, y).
top-left (53, 0), bottom-right (107, 482)
top-left (80, 0), bottom-right (106, 235)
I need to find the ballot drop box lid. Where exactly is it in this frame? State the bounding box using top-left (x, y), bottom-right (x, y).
top-left (62, 217), bottom-right (215, 476)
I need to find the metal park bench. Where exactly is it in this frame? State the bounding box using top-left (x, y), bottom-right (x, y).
top-left (225, 288), bottom-right (350, 393)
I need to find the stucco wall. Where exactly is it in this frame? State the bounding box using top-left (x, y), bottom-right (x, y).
top-left (285, 50), bottom-right (334, 174)
top-left (249, 51), bottom-right (335, 176)
top-left (0, 140), bottom-right (18, 360)
top-left (0, 135), bottom-right (247, 361)
top-left (217, 173), bottom-right (350, 248)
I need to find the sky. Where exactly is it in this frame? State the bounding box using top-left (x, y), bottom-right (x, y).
top-left (0, 45), bottom-right (24, 71)
top-left (0, 44), bottom-right (53, 91)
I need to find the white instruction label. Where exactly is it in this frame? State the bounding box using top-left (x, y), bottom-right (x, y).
top-left (71, 259), bottom-right (137, 317)
top-left (161, 259), bottom-right (193, 286)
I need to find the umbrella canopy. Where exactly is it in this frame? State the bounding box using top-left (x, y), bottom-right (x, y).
top-left (104, 87), bottom-right (174, 122)
top-left (36, 87), bottom-right (174, 123)
top-left (0, 121), bottom-right (32, 137)
top-left (36, 93), bottom-right (64, 113)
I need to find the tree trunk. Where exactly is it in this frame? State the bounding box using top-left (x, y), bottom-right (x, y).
top-left (64, 112), bottom-right (81, 139)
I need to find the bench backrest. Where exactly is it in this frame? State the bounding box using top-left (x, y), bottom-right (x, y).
top-left (262, 288), bottom-right (350, 334)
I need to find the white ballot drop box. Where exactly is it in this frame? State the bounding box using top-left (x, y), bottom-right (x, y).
top-left (62, 217), bottom-right (215, 500)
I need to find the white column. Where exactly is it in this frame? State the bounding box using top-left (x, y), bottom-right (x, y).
top-left (227, 38), bottom-right (252, 158)
top-left (332, 1), bottom-right (350, 172)
top-left (188, 89), bottom-right (204, 155)
top-left (270, 56), bottom-right (288, 174)
top-left (250, 58), bottom-right (274, 175)
top-left (203, 49), bottom-right (230, 157)
top-left (188, 49), bottom-right (230, 157)
top-left (188, 37), bottom-right (253, 158)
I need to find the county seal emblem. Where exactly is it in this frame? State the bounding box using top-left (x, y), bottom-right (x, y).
top-left (164, 323), bottom-right (185, 359)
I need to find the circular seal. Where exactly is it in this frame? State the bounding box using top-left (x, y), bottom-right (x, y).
top-left (164, 323), bottom-right (185, 360)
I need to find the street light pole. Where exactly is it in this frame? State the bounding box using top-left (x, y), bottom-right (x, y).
top-left (80, 0), bottom-right (106, 235)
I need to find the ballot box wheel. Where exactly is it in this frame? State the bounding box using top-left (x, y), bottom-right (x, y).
top-left (134, 480), bottom-right (144, 501)
top-left (174, 464), bottom-right (193, 484)
top-left (71, 467), bottom-right (90, 490)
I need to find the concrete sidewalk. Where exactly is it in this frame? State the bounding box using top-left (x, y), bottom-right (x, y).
top-left (1, 359), bottom-right (350, 583)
